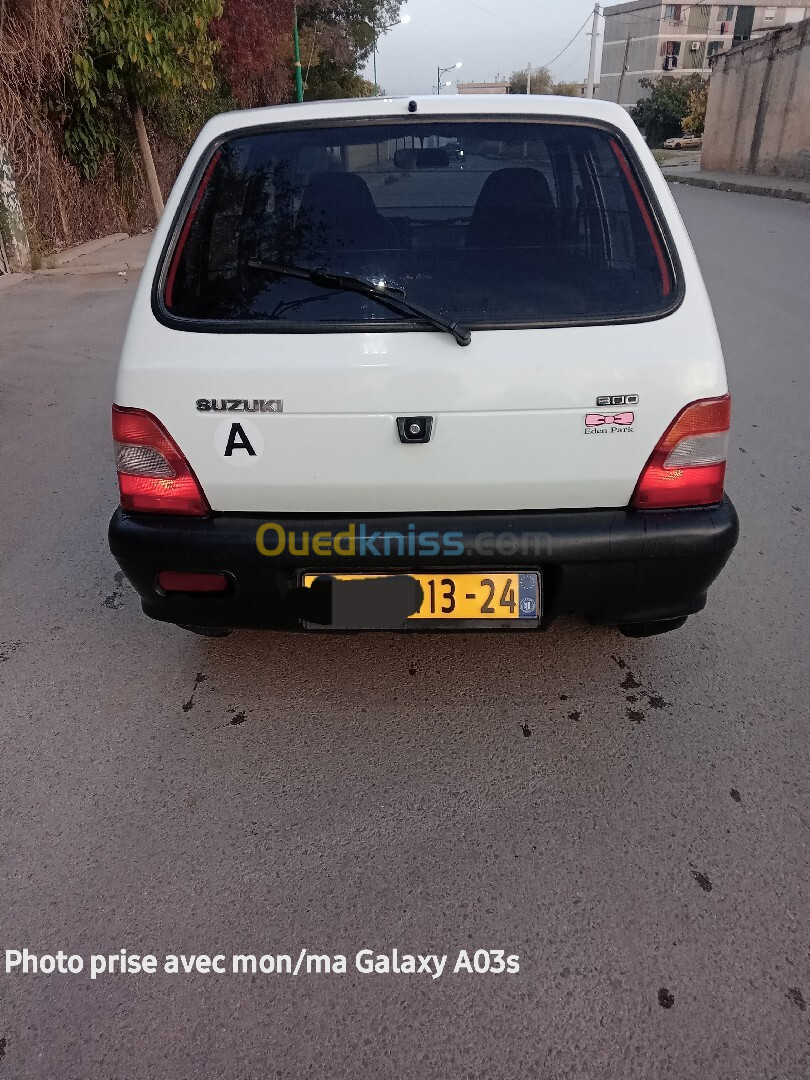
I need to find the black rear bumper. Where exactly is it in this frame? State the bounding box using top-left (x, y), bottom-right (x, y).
top-left (108, 498), bottom-right (739, 632)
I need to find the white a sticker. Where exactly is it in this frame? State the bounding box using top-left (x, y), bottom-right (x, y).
top-left (215, 419), bottom-right (264, 467)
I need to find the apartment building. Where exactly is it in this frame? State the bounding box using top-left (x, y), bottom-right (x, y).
top-left (599, 1), bottom-right (808, 106)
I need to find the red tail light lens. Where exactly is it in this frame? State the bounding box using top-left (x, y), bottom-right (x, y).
top-left (113, 406), bottom-right (209, 516)
top-left (632, 395), bottom-right (731, 509)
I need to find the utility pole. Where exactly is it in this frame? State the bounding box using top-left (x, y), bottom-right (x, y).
top-left (703, 10), bottom-right (713, 76)
top-left (585, 3), bottom-right (601, 98)
top-left (616, 32), bottom-right (631, 105)
top-left (293, 5), bottom-right (304, 103)
top-left (527, 61), bottom-right (532, 94)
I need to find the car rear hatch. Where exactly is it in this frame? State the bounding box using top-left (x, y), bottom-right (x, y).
top-left (116, 103), bottom-right (728, 514)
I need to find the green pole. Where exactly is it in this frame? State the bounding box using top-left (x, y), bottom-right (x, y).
top-left (293, 6), bottom-right (304, 103)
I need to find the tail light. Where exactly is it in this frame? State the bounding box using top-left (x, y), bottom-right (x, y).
top-left (631, 395), bottom-right (731, 509)
top-left (113, 406), bottom-right (209, 516)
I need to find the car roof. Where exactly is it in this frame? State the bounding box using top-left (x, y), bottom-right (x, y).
top-left (194, 94), bottom-right (639, 143)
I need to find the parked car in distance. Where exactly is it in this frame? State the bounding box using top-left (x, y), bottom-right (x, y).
top-left (109, 94), bottom-right (737, 640)
top-left (663, 134), bottom-right (703, 150)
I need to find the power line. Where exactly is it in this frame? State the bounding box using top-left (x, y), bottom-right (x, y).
top-left (554, 40), bottom-right (591, 78)
top-left (542, 11), bottom-right (594, 69)
top-left (460, 0), bottom-right (569, 40)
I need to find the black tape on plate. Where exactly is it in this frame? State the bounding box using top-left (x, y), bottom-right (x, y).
top-left (289, 575), bottom-right (424, 629)
top-left (332, 575), bottom-right (424, 628)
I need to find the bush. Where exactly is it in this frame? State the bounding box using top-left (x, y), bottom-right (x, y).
top-left (633, 74), bottom-right (707, 147)
top-left (682, 82), bottom-right (709, 136)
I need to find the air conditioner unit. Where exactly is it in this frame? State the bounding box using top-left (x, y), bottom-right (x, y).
top-left (690, 41), bottom-right (701, 51)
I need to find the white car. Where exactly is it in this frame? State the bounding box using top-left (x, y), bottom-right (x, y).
top-left (109, 95), bottom-right (737, 638)
top-left (663, 135), bottom-right (702, 150)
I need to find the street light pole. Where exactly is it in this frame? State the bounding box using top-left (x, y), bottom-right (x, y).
top-left (616, 32), bottom-right (631, 105)
top-left (372, 13), bottom-right (410, 97)
top-left (437, 61), bottom-right (462, 95)
top-left (293, 4), bottom-right (304, 103)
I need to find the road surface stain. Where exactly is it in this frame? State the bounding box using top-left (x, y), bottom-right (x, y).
top-left (691, 870), bottom-right (713, 892)
top-left (787, 988), bottom-right (806, 1011)
top-left (182, 672), bottom-right (208, 712)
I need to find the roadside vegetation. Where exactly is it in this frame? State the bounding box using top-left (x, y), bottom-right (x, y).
top-left (508, 65), bottom-right (582, 96)
top-left (0, 0), bottom-right (400, 251)
top-left (633, 73), bottom-right (708, 147)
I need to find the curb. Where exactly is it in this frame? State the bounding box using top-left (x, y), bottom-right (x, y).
top-left (36, 263), bottom-right (141, 277)
top-left (664, 173), bottom-right (810, 203)
top-left (49, 232), bottom-right (129, 267)
top-left (1, 261), bottom-right (144, 286)
top-left (0, 272), bottom-right (33, 293)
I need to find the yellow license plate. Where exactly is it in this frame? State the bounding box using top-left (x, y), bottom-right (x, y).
top-left (301, 572), bottom-right (540, 624)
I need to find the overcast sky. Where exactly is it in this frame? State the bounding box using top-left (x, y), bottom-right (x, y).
top-left (361, 0), bottom-right (604, 95)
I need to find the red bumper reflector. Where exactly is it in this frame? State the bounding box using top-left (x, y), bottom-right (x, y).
top-left (157, 571), bottom-right (229, 594)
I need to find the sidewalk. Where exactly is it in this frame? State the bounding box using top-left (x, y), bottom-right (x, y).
top-left (0, 231), bottom-right (153, 292)
top-left (662, 163), bottom-right (810, 203)
top-left (42, 231), bottom-right (153, 274)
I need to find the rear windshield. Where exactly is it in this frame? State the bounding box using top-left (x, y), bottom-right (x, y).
top-left (159, 119), bottom-right (679, 330)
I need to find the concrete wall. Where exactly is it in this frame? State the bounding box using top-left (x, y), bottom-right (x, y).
top-left (457, 83), bottom-right (509, 94)
top-left (702, 17), bottom-right (810, 177)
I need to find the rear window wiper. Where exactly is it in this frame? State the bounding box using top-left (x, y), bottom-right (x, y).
top-left (247, 260), bottom-right (471, 347)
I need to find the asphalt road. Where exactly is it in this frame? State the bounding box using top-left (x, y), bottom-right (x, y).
top-left (1, 185), bottom-right (808, 1079)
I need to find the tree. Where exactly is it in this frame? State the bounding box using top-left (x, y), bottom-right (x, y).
top-left (67, 0), bottom-right (224, 217)
top-left (297, 0), bottom-right (401, 101)
top-left (632, 73), bottom-right (707, 147)
top-left (508, 67), bottom-right (581, 96)
top-left (682, 81), bottom-right (709, 136)
top-left (214, 0), bottom-right (293, 108)
top-left (508, 65), bottom-right (554, 95)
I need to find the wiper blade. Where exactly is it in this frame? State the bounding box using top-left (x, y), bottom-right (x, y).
top-left (248, 259), bottom-right (472, 347)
